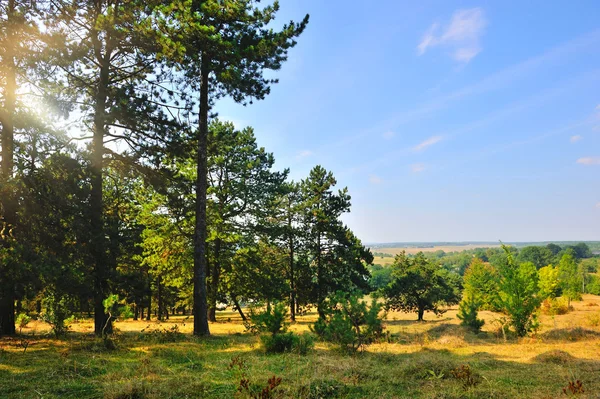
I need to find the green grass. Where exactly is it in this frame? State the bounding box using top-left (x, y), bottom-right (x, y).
top-left (3, 298), bottom-right (600, 398)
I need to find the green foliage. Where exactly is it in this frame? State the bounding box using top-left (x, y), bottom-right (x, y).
top-left (245, 302), bottom-right (289, 336)
top-left (368, 265), bottom-right (393, 291)
top-left (516, 246), bottom-right (553, 269)
top-left (457, 295), bottom-right (485, 332)
top-left (496, 246), bottom-right (541, 337)
top-left (260, 332), bottom-right (315, 355)
top-left (40, 291), bottom-right (72, 337)
top-left (538, 265), bottom-right (561, 300)
top-left (311, 292), bottom-right (385, 353)
top-left (462, 258), bottom-right (499, 311)
top-left (558, 253), bottom-right (583, 304)
top-left (383, 252), bottom-right (460, 321)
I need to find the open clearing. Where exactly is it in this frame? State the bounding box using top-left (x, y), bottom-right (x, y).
top-left (2, 295), bottom-right (600, 398)
top-left (373, 244), bottom-right (501, 256)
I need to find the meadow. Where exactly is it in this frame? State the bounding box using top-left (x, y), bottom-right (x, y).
top-left (2, 295), bottom-right (600, 399)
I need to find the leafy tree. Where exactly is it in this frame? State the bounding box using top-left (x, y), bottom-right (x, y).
top-left (516, 246), bottom-right (553, 269)
top-left (546, 243), bottom-right (562, 256)
top-left (158, 0), bottom-right (309, 336)
top-left (368, 265), bottom-right (393, 291)
top-left (462, 258), bottom-right (499, 311)
top-left (557, 252), bottom-right (583, 306)
top-left (496, 245), bottom-right (540, 337)
top-left (538, 265), bottom-right (560, 300)
top-left (383, 251), bottom-right (460, 321)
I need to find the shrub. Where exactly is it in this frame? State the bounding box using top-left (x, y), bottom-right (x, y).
top-left (541, 297), bottom-right (571, 315)
top-left (247, 302), bottom-right (314, 354)
top-left (40, 291), bottom-right (72, 337)
top-left (140, 325), bottom-right (184, 343)
top-left (496, 246), bottom-right (541, 337)
top-left (245, 302), bottom-right (289, 336)
top-left (16, 313), bottom-right (31, 333)
top-left (311, 291), bottom-right (385, 353)
top-left (457, 295), bottom-right (484, 333)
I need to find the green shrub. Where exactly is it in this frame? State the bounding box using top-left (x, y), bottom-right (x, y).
top-left (245, 301), bottom-right (288, 336)
top-left (457, 295), bottom-right (484, 333)
top-left (311, 291), bottom-right (385, 353)
top-left (246, 302), bottom-right (314, 354)
top-left (40, 291), bottom-right (72, 337)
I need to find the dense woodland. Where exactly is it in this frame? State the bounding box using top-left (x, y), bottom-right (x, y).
top-left (1, 0), bottom-right (600, 347)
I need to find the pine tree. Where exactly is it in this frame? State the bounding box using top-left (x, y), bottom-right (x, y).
top-left (158, 0), bottom-right (309, 335)
top-left (46, 0), bottom-right (181, 335)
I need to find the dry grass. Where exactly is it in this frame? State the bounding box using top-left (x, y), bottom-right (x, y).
top-left (2, 295), bottom-right (600, 398)
top-left (374, 244), bottom-right (500, 256)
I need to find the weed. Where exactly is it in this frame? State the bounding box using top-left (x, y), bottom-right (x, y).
top-left (562, 380), bottom-right (585, 396)
top-left (450, 364), bottom-right (481, 390)
top-left (236, 375), bottom-right (283, 399)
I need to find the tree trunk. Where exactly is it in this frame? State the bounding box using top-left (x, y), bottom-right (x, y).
top-left (288, 218), bottom-right (296, 322)
top-left (91, 28), bottom-right (111, 336)
top-left (417, 307), bottom-right (425, 322)
top-left (0, 0), bottom-right (17, 337)
top-left (208, 238), bottom-right (221, 322)
top-left (157, 277), bottom-right (163, 321)
top-left (232, 296), bottom-right (246, 321)
top-left (193, 53), bottom-right (210, 336)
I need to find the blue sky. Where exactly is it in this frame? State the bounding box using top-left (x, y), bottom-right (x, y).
top-left (215, 1), bottom-right (600, 243)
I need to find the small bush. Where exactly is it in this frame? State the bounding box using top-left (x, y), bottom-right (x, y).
top-left (311, 291), bottom-right (385, 353)
top-left (16, 313), bottom-right (31, 332)
top-left (451, 365), bottom-right (481, 390)
top-left (245, 302), bottom-right (289, 336)
top-left (40, 291), bottom-right (72, 337)
top-left (140, 325), bottom-right (184, 343)
top-left (541, 297), bottom-right (571, 315)
top-left (457, 296), bottom-right (484, 333)
top-left (260, 332), bottom-right (315, 354)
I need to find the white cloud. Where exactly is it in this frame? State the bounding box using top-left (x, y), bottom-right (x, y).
top-left (596, 202), bottom-right (600, 209)
top-left (296, 150), bottom-right (313, 159)
top-left (577, 157), bottom-right (600, 165)
top-left (410, 163), bottom-right (426, 173)
top-left (570, 135), bottom-right (583, 143)
top-left (418, 8), bottom-right (487, 63)
top-left (382, 131), bottom-right (395, 140)
top-left (413, 135), bottom-right (443, 151)
top-left (369, 175), bottom-right (383, 184)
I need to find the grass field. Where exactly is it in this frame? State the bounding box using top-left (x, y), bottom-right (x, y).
top-left (2, 295), bottom-right (600, 398)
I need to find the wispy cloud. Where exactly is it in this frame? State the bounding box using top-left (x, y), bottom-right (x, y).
top-left (411, 163), bottom-right (426, 173)
top-left (369, 175), bottom-right (383, 184)
top-left (413, 135), bottom-right (443, 151)
top-left (382, 131), bottom-right (395, 140)
top-left (577, 157), bottom-right (600, 165)
top-left (418, 8), bottom-right (487, 63)
top-left (596, 202), bottom-right (600, 209)
top-left (296, 150), bottom-right (313, 159)
top-left (570, 135), bottom-right (583, 143)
